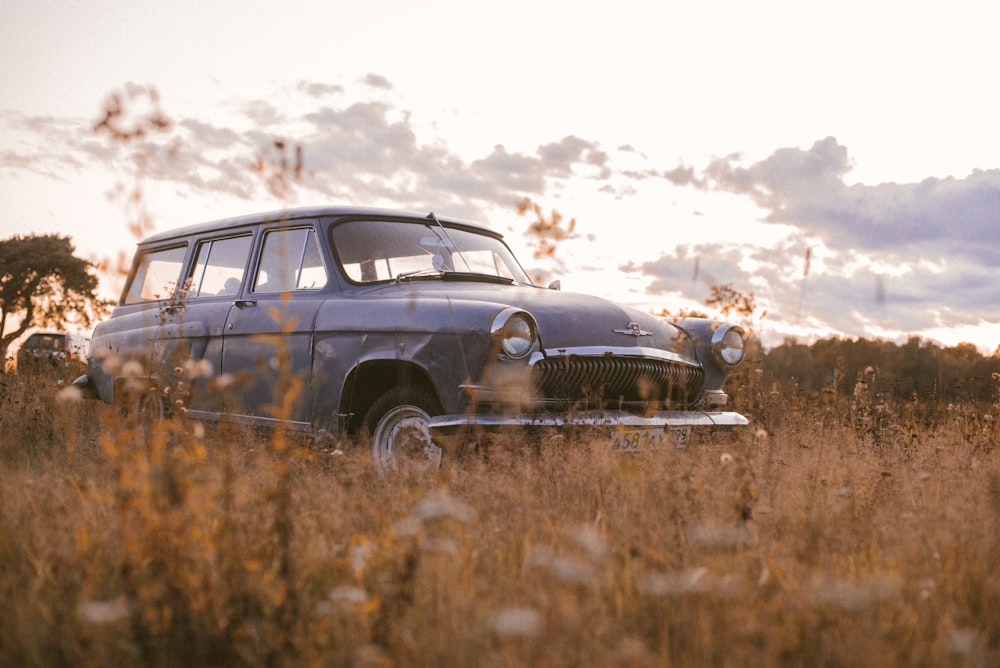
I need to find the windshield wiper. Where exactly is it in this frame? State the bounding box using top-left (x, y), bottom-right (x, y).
top-left (426, 211), bottom-right (472, 273)
top-left (442, 272), bottom-right (513, 285)
top-left (394, 268), bottom-right (514, 285)
top-left (395, 267), bottom-right (446, 282)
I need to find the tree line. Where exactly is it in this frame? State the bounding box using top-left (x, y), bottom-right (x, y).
top-left (759, 335), bottom-right (1000, 404)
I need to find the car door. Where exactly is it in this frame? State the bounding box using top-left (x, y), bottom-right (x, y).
top-left (171, 232), bottom-right (256, 415)
top-left (220, 223), bottom-right (328, 427)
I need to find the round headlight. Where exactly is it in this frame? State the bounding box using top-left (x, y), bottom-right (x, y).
top-left (491, 309), bottom-right (537, 359)
top-left (712, 324), bottom-right (745, 367)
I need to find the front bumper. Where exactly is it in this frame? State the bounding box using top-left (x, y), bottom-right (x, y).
top-left (429, 409), bottom-right (748, 434)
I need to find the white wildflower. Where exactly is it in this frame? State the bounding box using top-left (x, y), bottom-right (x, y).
top-left (490, 607), bottom-right (541, 638)
top-left (315, 586), bottom-right (371, 616)
top-left (569, 525), bottom-right (607, 562)
top-left (528, 545), bottom-right (598, 586)
top-left (56, 384), bottom-right (83, 404)
top-left (411, 489), bottom-right (476, 524)
top-left (947, 628), bottom-right (979, 657)
top-left (183, 358), bottom-right (214, 379)
top-left (120, 360), bottom-right (145, 377)
top-left (809, 573), bottom-right (902, 611)
top-left (687, 522), bottom-right (753, 549)
top-left (640, 567), bottom-right (711, 596)
top-left (422, 538), bottom-right (461, 556)
top-left (349, 538), bottom-right (373, 577)
top-left (78, 596), bottom-right (132, 625)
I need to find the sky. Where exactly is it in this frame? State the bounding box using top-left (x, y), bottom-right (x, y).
top-left (2, 0), bottom-right (1000, 352)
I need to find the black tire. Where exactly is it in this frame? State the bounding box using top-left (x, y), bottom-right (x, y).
top-left (363, 386), bottom-right (443, 473)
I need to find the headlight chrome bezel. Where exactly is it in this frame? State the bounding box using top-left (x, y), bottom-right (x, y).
top-left (490, 308), bottom-right (538, 360)
top-left (711, 323), bottom-right (745, 367)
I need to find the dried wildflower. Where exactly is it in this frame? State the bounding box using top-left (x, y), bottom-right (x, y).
top-left (183, 358), bottom-right (214, 379)
top-left (56, 384), bottom-right (83, 404)
top-left (640, 568), bottom-right (711, 596)
top-left (490, 606), bottom-right (541, 638)
top-left (422, 537), bottom-right (461, 556)
top-left (687, 522), bottom-right (753, 549)
top-left (568, 525), bottom-right (607, 562)
top-left (77, 596), bottom-right (132, 625)
top-left (616, 637), bottom-right (655, 664)
top-left (96, 349), bottom-right (123, 376)
top-left (528, 545), bottom-right (598, 586)
top-left (410, 489), bottom-right (476, 524)
top-left (392, 517), bottom-right (422, 537)
top-left (349, 536), bottom-right (373, 578)
top-left (947, 628), bottom-right (980, 657)
top-left (808, 573), bottom-right (902, 611)
top-left (120, 359), bottom-right (144, 377)
top-left (314, 585), bottom-right (371, 616)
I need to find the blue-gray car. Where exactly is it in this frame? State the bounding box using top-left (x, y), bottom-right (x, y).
top-left (76, 206), bottom-right (748, 469)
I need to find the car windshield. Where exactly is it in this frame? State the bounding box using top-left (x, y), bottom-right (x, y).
top-left (331, 219), bottom-right (533, 285)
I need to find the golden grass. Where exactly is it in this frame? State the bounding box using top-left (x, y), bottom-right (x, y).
top-left (1, 369), bottom-right (999, 667)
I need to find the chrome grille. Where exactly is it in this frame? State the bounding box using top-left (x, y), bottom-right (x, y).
top-left (532, 356), bottom-right (704, 406)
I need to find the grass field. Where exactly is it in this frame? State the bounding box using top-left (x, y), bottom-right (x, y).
top-left (1, 366), bottom-right (998, 667)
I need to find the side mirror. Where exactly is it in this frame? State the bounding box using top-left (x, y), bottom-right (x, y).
top-left (548, 280), bottom-right (561, 291)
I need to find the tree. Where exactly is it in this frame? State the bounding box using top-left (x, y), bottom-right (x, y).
top-left (704, 283), bottom-right (757, 320)
top-left (0, 234), bottom-right (109, 366)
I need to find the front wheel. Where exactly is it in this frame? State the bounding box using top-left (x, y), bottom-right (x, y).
top-left (364, 387), bottom-right (443, 473)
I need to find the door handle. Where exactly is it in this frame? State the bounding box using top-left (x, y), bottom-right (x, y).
top-left (234, 299), bottom-right (258, 308)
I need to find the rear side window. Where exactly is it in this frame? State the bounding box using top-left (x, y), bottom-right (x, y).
top-left (186, 235), bottom-right (253, 298)
top-left (123, 245), bottom-right (187, 304)
top-left (253, 227), bottom-right (327, 293)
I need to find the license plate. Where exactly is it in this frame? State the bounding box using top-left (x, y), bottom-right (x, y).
top-left (610, 426), bottom-right (691, 452)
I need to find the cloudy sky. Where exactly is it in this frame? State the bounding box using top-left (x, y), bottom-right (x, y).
top-left (2, 0), bottom-right (999, 350)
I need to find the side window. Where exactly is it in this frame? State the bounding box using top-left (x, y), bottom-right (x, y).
top-left (123, 245), bottom-right (187, 304)
top-left (186, 235), bottom-right (253, 298)
top-left (253, 227), bottom-right (327, 293)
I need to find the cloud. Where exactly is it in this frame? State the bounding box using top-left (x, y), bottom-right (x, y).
top-left (629, 138), bottom-right (1000, 339)
top-left (701, 137), bottom-right (1000, 264)
top-left (297, 81), bottom-right (345, 98)
top-left (537, 136), bottom-right (611, 179)
top-left (1, 81), bottom-right (625, 222)
top-left (361, 73), bottom-right (393, 90)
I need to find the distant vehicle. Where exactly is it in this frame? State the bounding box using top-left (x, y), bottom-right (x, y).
top-left (75, 206), bottom-right (748, 469)
top-left (17, 331), bottom-right (90, 369)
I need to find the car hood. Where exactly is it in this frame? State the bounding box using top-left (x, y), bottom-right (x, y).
top-left (356, 281), bottom-right (698, 363)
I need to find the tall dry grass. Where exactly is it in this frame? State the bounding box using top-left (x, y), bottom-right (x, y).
top-left (1, 366), bottom-right (998, 667)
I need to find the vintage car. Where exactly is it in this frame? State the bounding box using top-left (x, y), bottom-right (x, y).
top-left (75, 206), bottom-right (748, 469)
top-left (18, 330), bottom-right (90, 369)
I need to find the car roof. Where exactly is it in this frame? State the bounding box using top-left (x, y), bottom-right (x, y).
top-left (138, 205), bottom-right (498, 246)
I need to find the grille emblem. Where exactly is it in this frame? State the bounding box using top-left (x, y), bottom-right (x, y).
top-left (613, 322), bottom-right (652, 337)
